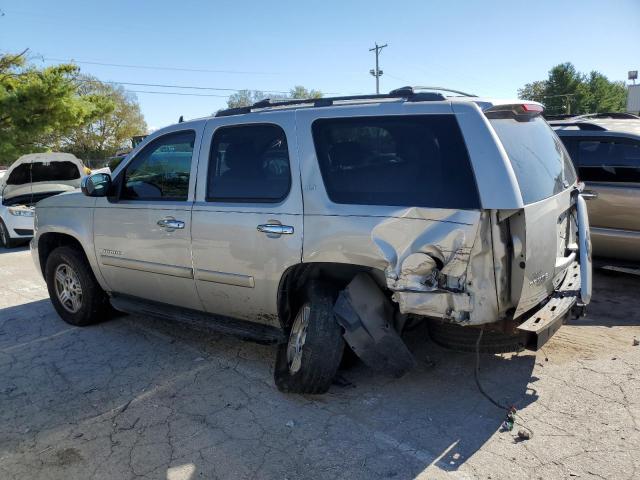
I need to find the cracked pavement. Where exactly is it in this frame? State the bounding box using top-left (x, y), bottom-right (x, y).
top-left (1, 246), bottom-right (640, 479)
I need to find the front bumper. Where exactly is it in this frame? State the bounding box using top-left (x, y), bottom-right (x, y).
top-left (517, 261), bottom-right (581, 350)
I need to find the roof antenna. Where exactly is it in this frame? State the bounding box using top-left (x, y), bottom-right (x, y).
top-left (178, 115), bottom-right (184, 123)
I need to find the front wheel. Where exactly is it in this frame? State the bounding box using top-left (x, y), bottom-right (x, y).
top-left (0, 219), bottom-right (19, 248)
top-left (45, 246), bottom-right (112, 326)
top-left (274, 282), bottom-right (344, 394)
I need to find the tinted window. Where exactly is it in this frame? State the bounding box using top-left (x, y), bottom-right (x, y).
top-left (312, 115), bottom-right (480, 209)
top-left (122, 131), bottom-right (195, 201)
top-left (490, 116), bottom-right (577, 204)
top-left (577, 139), bottom-right (640, 182)
top-left (6, 161), bottom-right (81, 185)
top-left (207, 124), bottom-right (290, 202)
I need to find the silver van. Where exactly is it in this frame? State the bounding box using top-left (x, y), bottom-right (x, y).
top-left (31, 87), bottom-right (591, 394)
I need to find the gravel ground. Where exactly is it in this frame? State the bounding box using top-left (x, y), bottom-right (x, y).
top-left (1, 246), bottom-right (639, 480)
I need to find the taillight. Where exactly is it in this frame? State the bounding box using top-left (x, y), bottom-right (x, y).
top-left (521, 104), bottom-right (544, 113)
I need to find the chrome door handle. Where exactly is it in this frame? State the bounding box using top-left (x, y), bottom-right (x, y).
top-left (257, 224), bottom-right (294, 235)
top-left (157, 218), bottom-right (185, 230)
top-left (580, 190), bottom-right (598, 200)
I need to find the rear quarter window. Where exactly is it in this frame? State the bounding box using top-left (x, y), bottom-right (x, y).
top-left (311, 115), bottom-right (480, 209)
top-left (490, 117), bottom-right (576, 204)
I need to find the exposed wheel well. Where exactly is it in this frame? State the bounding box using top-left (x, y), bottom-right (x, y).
top-left (276, 262), bottom-right (387, 329)
top-left (38, 233), bottom-right (88, 276)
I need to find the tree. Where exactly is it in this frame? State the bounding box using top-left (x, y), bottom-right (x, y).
top-left (518, 62), bottom-right (627, 115)
top-left (0, 51), bottom-right (97, 164)
top-left (54, 75), bottom-right (147, 162)
top-left (226, 85), bottom-right (323, 109)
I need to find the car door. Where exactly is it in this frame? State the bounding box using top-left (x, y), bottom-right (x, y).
top-left (576, 136), bottom-right (640, 261)
top-left (191, 114), bottom-right (303, 327)
top-left (93, 125), bottom-right (204, 310)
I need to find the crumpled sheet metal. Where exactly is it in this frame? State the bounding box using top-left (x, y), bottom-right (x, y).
top-left (392, 290), bottom-right (472, 321)
top-left (371, 209), bottom-right (481, 288)
top-left (371, 208), bottom-right (499, 325)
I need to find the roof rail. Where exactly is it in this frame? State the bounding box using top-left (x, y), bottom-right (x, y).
top-left (548, 122), bottom-right (607, 131)
top-left (407, 86), bottom-right (477, 97)
top-left (215, 87), bottom-right (448, 117)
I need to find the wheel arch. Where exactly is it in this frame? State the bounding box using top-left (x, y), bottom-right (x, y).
top-left (38, 232), bottom-right (91, 277)
top-left (276, 262), bottom-right (387, 330)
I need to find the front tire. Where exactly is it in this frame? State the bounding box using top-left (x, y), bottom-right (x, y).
top-left (0, 219), bottom-right (19, 248)
top-left (274, 282), bottom-right (344, 394)
top-left (45, 246), bottom-right (112, 326)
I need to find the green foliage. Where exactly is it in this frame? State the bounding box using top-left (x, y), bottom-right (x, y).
top-left (0, 52), bottom-right (96, 164)
top-left (0, 52), bottom-right (147, 166)
top-left (518, 62), bottom-right (627, 115)
top-left (226, 85), bottom-right (323, 109)
top-left (54, 74), bottom-right (147, 162)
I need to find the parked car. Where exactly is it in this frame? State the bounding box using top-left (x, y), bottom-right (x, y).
top-left (550, 113), bottom-right (640, 263)
top-left (32, 87), bottom-right (591, 394)
top-left (0, 153), bottom-right (88, 248)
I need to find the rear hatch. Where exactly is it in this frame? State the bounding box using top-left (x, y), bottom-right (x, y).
top-left (486, 105), bottom-right (581, 317)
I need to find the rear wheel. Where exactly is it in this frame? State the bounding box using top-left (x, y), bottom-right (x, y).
top-left (45, 246), bottom-right (112, 326)
top-left (274, 282), bottom-right (344, 394)
top-left (428, 321), bottom-right (528, 354)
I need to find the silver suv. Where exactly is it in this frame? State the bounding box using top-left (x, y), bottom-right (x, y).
top-left (31, 87), bottom-right (592, 394)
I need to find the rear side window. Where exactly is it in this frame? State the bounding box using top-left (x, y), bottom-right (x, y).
top-left (122, 130), bottom-right (195, 201)
top-left (207, 124), bottom-right (291, 202)
top-left (577, 139), bottom-right (640, 183)
top-left (311, 115), bottom-right (480, 209)
top-left (6, 161), bottom-right (81, 185)
top-left (489, 116), bottom-right (577, 204)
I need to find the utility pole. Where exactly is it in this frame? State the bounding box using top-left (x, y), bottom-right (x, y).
top-left (369, 43), bottom-right (388, 94)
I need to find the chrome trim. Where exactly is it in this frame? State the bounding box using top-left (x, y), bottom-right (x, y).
top-left (257, 224), bottom-right (294, 235)
top-left (100, 255), bottom-right (193, 278)
top-left (157, 217), bottom-right (185, 231)
top-left (194, 268), bottom-right (255, 288)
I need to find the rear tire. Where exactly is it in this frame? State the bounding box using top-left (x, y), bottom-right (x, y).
top-left (274, 281), bottom-right (344, 394)
top-left (45, 246), bottom-right (112, 326)
top-left (428, 321), bottom-right (527, 354)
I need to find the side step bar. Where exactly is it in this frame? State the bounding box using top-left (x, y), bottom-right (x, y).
top-left (110, 295), bottom-right (285, 345)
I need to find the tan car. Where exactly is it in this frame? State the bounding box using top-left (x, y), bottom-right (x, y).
top-left (31, 87), bottom-right (592, 394)
top-left (552, 114), bottom-right (640, 264)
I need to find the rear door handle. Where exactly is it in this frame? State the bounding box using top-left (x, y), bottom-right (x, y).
top-left (157, 218), bottom-right (185, 231)
top-left (257, 224), bottom-right (294, 235)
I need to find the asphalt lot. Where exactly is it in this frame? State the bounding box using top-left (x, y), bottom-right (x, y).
top-left (1, 246), bottom-right (639, 480)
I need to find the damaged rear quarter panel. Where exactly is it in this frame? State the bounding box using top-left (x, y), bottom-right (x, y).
top-left (302, 208), bottom-right (501, 324)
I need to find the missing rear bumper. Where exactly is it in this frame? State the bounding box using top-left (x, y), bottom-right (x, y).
top-left (517, 262), bottom-right (581, 350)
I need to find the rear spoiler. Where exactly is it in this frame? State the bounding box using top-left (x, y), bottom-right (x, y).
top-left (483, 103), bottom-right (544, 121)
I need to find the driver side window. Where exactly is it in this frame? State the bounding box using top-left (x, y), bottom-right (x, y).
top-left (122, 130), bottom-right (195, 201)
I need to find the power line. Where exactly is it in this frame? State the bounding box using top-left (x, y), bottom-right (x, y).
top-left (42, 57), bottom-right (279, 75)
top-left (127, 90), bottom-right (231, 98)
top-left (81, 79), bottom-right (292, 94)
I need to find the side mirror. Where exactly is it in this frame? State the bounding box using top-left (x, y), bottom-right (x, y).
top-left (81, 173), bottom-right (112, 197)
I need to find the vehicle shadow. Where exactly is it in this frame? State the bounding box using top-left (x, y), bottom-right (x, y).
top-left (0, 298), bottom-right (538, 479)
top-left (0, 244), bottom-right (29, 255)
top-left (575, 268), bottom-right (640, 327)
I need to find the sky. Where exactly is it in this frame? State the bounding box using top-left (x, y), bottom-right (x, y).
top-left (1, 0), bottom-right (638, 131)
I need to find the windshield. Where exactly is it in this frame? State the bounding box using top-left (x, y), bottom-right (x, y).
top-left (489, 116), bottom-right (577, 204)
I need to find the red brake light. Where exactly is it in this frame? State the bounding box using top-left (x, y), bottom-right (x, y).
top-left (521, 103), bottom-right (544, 113)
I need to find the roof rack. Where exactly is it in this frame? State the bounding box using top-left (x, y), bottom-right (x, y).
top-left (548, 121), bottom-right (607, 131)
top-left (215, 86), bottom-right (457, 117)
